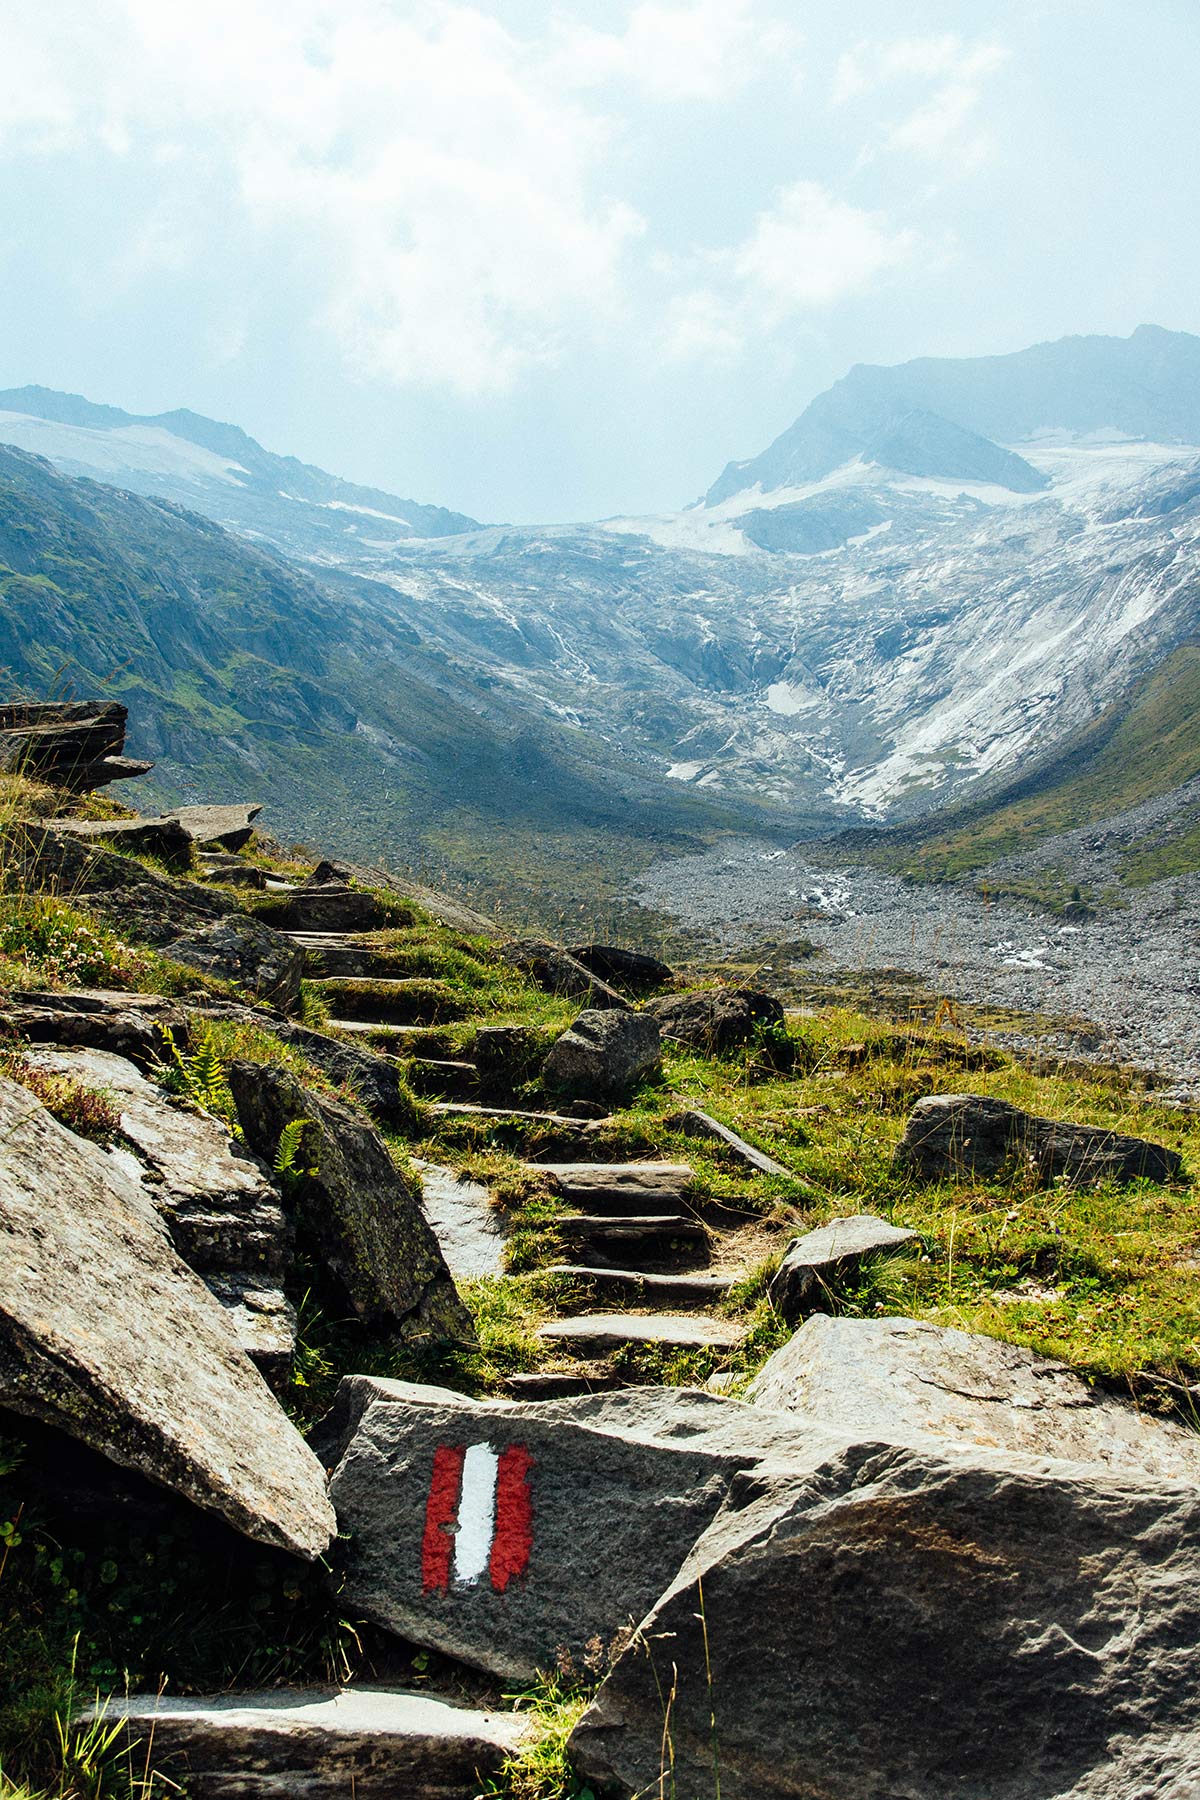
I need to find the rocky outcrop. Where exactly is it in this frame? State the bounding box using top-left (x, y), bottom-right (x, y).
top-left (319, 1378), bottom-right (808, 1681)
top-left (228, 1062), bottom-right (473, 1343)
top-left (0, 699), bottom-right (151, 789)
top-left (896, 1093), bottom-right (1182, 1186)
top-left (97, 1688), bottom-right (532, 1800)
top-left (260, 1020), bottom-right (420, 1129)
top-left (167, 913), bottom-right (305, 1014)
top-left (500, 939), bottom-right (629, 1009)
top-left (647, 986), bottom-right (785, 1053)
top-left (768, 1215), bottom-right (917, 1321)
top-left (47, 815), bottom-right (195, 871)
top-left (0, 987), bottom-right (190, 1066)
top-left (166, 803), bottom-right (263, 851)
top-left (0, 1073), bottom-right (333, 1558)
top-left (1, 824), bottom-right (237, 947)
top-left (25, 1046), bottom-right (295, 1382)
top-left (542, 1009), bottom-right (661, 1101)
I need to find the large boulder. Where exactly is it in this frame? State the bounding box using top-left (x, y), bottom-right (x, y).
top-left (896, 1093), bottom-right (1182, 1186)
top-left (500, 939), bottom-right (629, 1009)
top-left (25, 1046), bottom-right (295, 1383)
top-left (542, 1008), bottom-right (661, 1102)
top-left (167, 913), bottom-right (306, 1014)
top-left (768, 1214), bottom-right (918, 1322)
top-left (647, 986), bottom-right (785, 1053)
top-left (747, 1313), bottom-right (1200, 1476)
top-left (568, 943), bottom-right (675, 992)
top-left (0, 1073), bottom-right (333, 1559)
top-left (319, 1378), bottom-right (808, 1681)
top-left (571, 1439), bottom-right (1200, 1800)
top-left (228, 1063), bottom-right (473, 1344)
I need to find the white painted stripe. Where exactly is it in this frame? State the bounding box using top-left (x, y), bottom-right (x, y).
top-left (452, 1442), bottom-right (498, 1587)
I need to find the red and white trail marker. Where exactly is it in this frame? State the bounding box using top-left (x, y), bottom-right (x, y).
top-left (421, 1441), bottom-right (534, 1595)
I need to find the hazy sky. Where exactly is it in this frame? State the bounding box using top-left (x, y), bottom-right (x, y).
top-left (1, 0), bottom-right (1197, 523)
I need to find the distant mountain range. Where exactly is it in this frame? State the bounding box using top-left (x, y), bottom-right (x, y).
top-left (4, 325), bottom-right (1200, 900)
top-left (0, 385), bottom-right (479, 560)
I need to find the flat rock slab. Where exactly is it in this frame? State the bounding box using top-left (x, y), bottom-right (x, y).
top-left (0, 987), bottom-right (189, 1066)
top-left (548, 1266), bottom-right (739, 1305)
top-left (413, 1160), bottom-right (507, 1280)
top-left (572, 1438), bottom-right (1200, 1800)
top-left (430, 1102), bottom-right (609, 1128)
top-left (0, 1073), bottom-right (333, 1558)
top-left (769, 1213), bottom-right (917, 1320)
top-left (322, 1377), bottom-right (809, 1680)
top-left (665, 1107), bottom-right (792, 1177)
top-left (897, 1092), bottom-right (1183, 1186)
top-left (167, 803), bottom-right (263, 851)
top-left (536, 1162), bottom-right (695, 1216)
top-left (538, 1313), bottom-right (743, 1354)
top-left (229, 1062), bottom-right (474, 1343)
top-left (43, 815), bottom-right (194, 870)
top-left (748, 1313), bottom-right (1200, 1481)
top-left (99, 1687), bottom-right (530, 1800)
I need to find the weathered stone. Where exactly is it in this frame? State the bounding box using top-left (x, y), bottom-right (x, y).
top-left (542, 1009), bottom-right (661, 1101)
top-left (167, 913), bottom-right (306, 1014)
top-left (537, 1162), bottom-right (696, 1215)
top-left (1, 825), bottom-right (236, 946)
top-left (647, 986), bottom-right (786, 1053)
top-left (264, 1021), bottom-right (420, 1129)
top-left (96, 1687), bottom-right (531, 1800)
top-left (413, 1159), bottom-right (507, 1279)
top-left (768, 1214), bottom-right (918, 1321)
top-left (897, 1092), bottom-right (1183, 1186)
top-left (256, 886), bottom-right (405, 934)
top-left (199, 855), bottom-right (268, 890)
top-left (0, 700), bottom-right (131, 786)
top-left (568, 943), bottom-right (675, 991)
top-left (24, 1046), bottom-right (294, 1378)
top-left (0, 1073), bottom-right (333, 1558)
top-left (46, 815), bottom-right (195, 871)
top-left (472, 1024), bottom-right (543, 1091)
top-left (547, 1266), bottom-right (739, 1305)
top-left (228, 1062), bottom-right (474, 1343)
top-left (167, 803), bottom-right (263, 851)
top-left (0, 987), bottom-right (189, 1066)
top-left (665, 1106), bottom-right (792, 1177)
top-left (321, 1378), bottom-right (808, 1680)
top-left (500, 939), bottom-right (629, 1009)
top-left (748, 1313), bottom-right (1200, 1477)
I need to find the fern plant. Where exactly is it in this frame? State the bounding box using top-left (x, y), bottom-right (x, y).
top-left (156, 1024), bottom-right (238, 1131)
top-left (273, 1117), bottom-right (319, 1191)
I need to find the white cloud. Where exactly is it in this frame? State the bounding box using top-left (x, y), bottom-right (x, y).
top-left (667, 180), bottom-right (916, 357)
top-left (833, 34), bottom-right (1007, 165)
top-left (551, 0), bottom-right (802, 103)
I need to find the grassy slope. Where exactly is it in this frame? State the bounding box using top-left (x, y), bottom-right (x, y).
top-left (867, 641), bottom-right (1200, 880)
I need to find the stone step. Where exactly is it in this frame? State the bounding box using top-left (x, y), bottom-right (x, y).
top-left (504, 1370), bottom-right (630, 1400)
top-left (555, 1214), bottom-right (709, 1261)
top-left (93, 1687), bottom-right (532, 1799)
top-left (537, 1312), bottom-right (743, 1355)
top-left (257, 886), bottom-right (410, 933)
top-left (319, 976), bottom-right (461, 1026)
top-left (409, 1057), bottom-right (478, 1099)
top-left (534, 1162), bottom-right (696, 1216)
top-left (285, 931), bottom-right (422, 979)
top-left (547, 1264), bottom-right (741, 1306)
top-left (431, 1100), bottom-right (612, 1127)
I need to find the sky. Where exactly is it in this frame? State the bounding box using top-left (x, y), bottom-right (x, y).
top-left (0, 0), bottom-right (1197, 524)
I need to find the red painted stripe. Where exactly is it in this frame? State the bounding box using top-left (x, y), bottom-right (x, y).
top-left (489, 1442), bottom-right (534, 1593)
top-left (421, 1444), bottom-right (466, 1594)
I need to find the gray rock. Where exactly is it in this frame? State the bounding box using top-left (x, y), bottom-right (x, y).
top-left (167, 803), bottom-right (263, 851)
top-left (542, 1009), bottom-right (661, 1101)
top-left (413, 1159), bottom-right (507, 1279)
top-left (647, 986), bottom-right (786, 1053)
top-left (897, 1092), bottom-right (1183, 1186)
top-left (665, 1106), bottom-right (792, 1176)
top-left (263, 1021), bottom-right (420, 1129)
top-left (25, 1046), bottom-right (294, 1381)
top-left (568, 943), bottom-right (675, 991)
top-left (45, 815), bottom-right (195, 871)
top-left (95, 1686), bottom-right (531, 1799)
top-left (0, 987), bottom-right (189, 1066)
top-left (748, 1313), bottom-right (1200, 1479)
top-left (1, 825), bottom-right (237, 946)
top-left (537, 1313), bottom-right (743, 1354)
top-left (572, 1441), bottom-right (1200, 1800)
top-left (472, 1024), bottom-right (543, 1092)
top-left (768, 1214), bottom-right (918, 1321)
top-left (321, 1377), bottom-right (809, 1681)
top-left (500, 939), bottom-right (630, 1009)
top-left (167, 913), bottom-right (306, 1014)
top-left (0, 1073), bottom-right (333, 1558)
top-left (228, 1062), bottom-right (474, 1343)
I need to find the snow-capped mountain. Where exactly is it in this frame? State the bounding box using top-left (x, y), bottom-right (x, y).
top-left (0, 386), bottom-right (478, 557)
top-left (5, 327), bottom-right (1200, 835)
